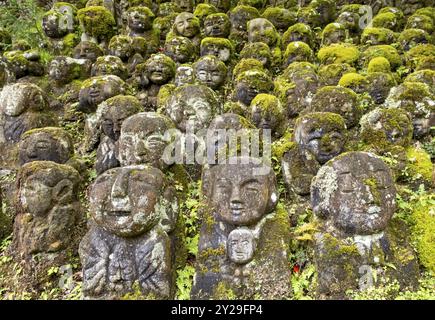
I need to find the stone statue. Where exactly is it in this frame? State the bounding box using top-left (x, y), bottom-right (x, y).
top-left (192, 157), bottom-right (291, 299)
top-left (282, 112), bottom-right (347, 196)
top-left (79, 165), bottom-right (178, 299)
top-left (311, 152), bottom-right (419, 299)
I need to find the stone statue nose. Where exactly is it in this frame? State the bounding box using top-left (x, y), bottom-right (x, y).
top-left (230, 187), bottom-right (242, 204)
top-left (110, 172), bottom-right (131, 210)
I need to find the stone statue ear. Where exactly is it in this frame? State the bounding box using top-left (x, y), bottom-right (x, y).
top-left (266, 174), bottom-right (278, 213)
top-left (161, 186), bottom-right (179, 233)
top-left (310, 183), bottom-right (330, 220)
top-left (201, 165), bottom-right (213, 201)
top-left (52, 179), bottom-right (73, 204)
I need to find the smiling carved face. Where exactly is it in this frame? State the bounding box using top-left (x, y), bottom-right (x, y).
top-left (90, 166), bottom-right (165, 237)
top-left (311, 152), bottom-right (396, 235)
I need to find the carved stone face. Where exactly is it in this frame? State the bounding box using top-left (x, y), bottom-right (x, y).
top-left (91, 56), bottom-right (128, 80)
top-left (229, 7), bottom-right (259, 32)
top-left (336, 12), bottom-right (359, 31)
top-left (250, 94), bottom-right (285, 136)
top-left (240, 42), bottom-right (272, 68)
top-left (164, 36), bottom-right (195, 64)
top-left (194, 56), bottom-right (226, 90)
top-left (0, 83), bottom-right (48, 116)
top-left (311, 86), bottom-right (361, 128)
top-left (206, 157), bottom-right (278, 226)
top-left (73, 41), bottom-right (103, 63)
top-left (294, 113), bottom-right (347, 164)
top-left (247, 18), bottom-right (278, 48)
top-left (119, 112), bottom-right (174, 169)
top-left (42, 11), bottom-right (70, 39)
top-left (174, 12), bottom-right (199, 38)
top-left (234, 71), bottom-right (273, 106)
top-left (100, 96), bottom-right (142, 141)
top-left (175, 0), bottom-right (194, 12)
top-left (144, 54), bottom-right (176, 85)
top-left (164, 84), bottom-right (218, 132)
top-left (200, 39), bottom-right (232, 63)
top-left (360, 108), bottom-right (413, 149)
top-left (19, 128), bottom-right (73, 165)
top-left (18, 162), bottom-right (78, 217)
top-left (127, 7), bottom-right (153, 32)
top-left (207, 0), bottom-right (230, 12)
top-left (78, 76), bottom-right (125, 113)
top-left (311, 152), bottom-right (396, 235)
top-left (90, 165), bottom-right (166, 237)
top-left (108, 36), bottom-right (133, 62)
top-left (322, 23), bottom-right (346, 46)
top-left (174, 65), bottom-right (194, 87)
top-left (227, 229), bottom-right (255, 264)
top-left (49, 56), bottom-right (86, 83)
top-left (16, 162), bottom-right (79, 254)
top-left (204, 14), bottom-right (230, 38)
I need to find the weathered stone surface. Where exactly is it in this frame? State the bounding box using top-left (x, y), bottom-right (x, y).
top-left (192, 157), bottom-right (291, 299)
top-left (79, 165), bottom-right (178, 299)
top-left (311, 152), bottom-right (419, 299)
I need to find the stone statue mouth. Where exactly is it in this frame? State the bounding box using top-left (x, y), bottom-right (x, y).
top-left (108, 210), bottom-right (131, 217)
top-left (230, 207), bottom-right (244, 216)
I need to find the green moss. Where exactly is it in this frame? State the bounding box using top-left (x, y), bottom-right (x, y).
top-left (318, 63), bottom-right (356, 85)
top-left (405, 146), bottom-right (433, 182)
top-left (398, 29), bottom-right (431, 51)
top-left (338, 73), bottom-right (367, 88)
top-left (372, 12), bottom-right (399, 30)
top-left (193, 3), bottom-right (218, 19)
top-left (405, 69), bottom-right (435, 87)
top-left (250, 93), bottom-right (284, 118)
top-left (405, 44), bottom-right (435, 69)
top-left (367, 57), bottom-right (391, 73)
top-left (201, 37), bottom-right (234, 52)
top-left (340, 4), bottom-right (363, 15)
top-left (262, 7), bottom-right (296, 28)
top-left (361, 27), bottom-right (395, 45)
top-left (284, 41), bottom-right (313, 62)
top-left (272, 129), bottom-right (294, 161)
top-left (360, 108), bottom-right (413, 153)
top-left (77, 6), bottom-right (115, 39)
top-left (321, 233), bottom-right (360, 259)
top-left (235, 69), bottom-right (274, 93)
top-left (415, 7), bottom-right (435, 22)
top-left (409, 194), bottom-right (435, 273)
top-left (282, 23), bottom-right (313, 48)
top-left (362, 45), bottom-right (402, 70)
top-left (214, 282), bottom-right (237, 300)
top-left (363, 178), bottom-right (381, 205)
top-left (318, 44), bottom-right (360, 65)
top-left (233, 58), bottom-right (265, 80)
top-left (406, 14), bottom-right (434, 33)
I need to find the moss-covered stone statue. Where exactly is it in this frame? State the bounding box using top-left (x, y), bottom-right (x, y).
top-left (311, 151), bottom-right (419, 299)
top-left (282, 112), bottom-right (347, 196)
top-left (79, 165), bottom-right (179, 299)
top-left (78, 75), bottom-right (127, 113)
top-left (12, 161), bottom-right (82, 288)
top-left (41, 2), bottom-right (80, 55)
top-left (191, 156), bottom-right (292, 299)
top-left (77, 5), bottom-right (116, 48)
top-left (134, 54), bottom-right (176, 110)
top-left (203, 13), bottom-right (231, 38)
top-left (94, 95), bottom-right (142, 174)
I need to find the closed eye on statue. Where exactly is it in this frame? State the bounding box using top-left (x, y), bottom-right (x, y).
top-left (241, 179), bottom-right (261, 190)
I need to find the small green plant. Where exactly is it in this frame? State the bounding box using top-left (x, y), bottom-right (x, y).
top-left (175, 265), bottom-right (195, 300)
